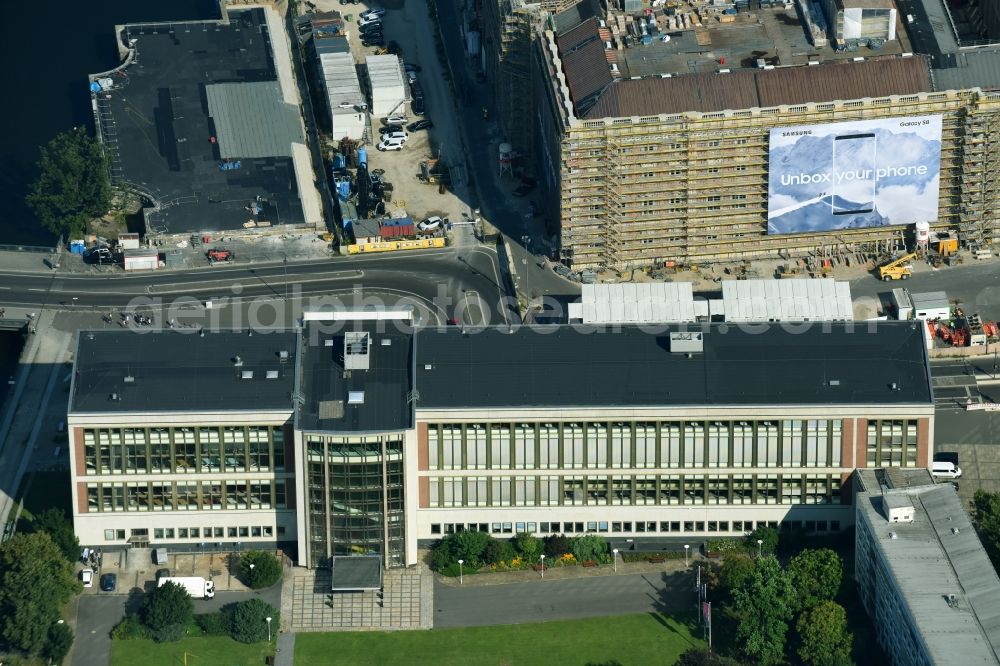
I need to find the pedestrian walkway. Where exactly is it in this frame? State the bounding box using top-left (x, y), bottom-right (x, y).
top-left (274, 632), bottom-right (295, 666)
top-left (288, 564), bottom-right (429, 631)
top-left (433, 555), bottom-right (693, 588)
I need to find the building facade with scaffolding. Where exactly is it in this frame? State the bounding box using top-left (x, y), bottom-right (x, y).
top-left (534, 0), bottom-right (1000, 271)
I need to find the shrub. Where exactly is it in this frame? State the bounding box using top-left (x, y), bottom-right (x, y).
top-left (705, 538), bottom-right (743, 554)
top-left (230, 599), bottom-right (279, 644)
top-left (195, 612), bottom-right (231, 636)
top-left (746, 526), bottom-right (779, 555)
top-left (43, 622), bottom-right (73, 666)
top-left (570, 534), bottom-right (611, 564)
top-left (544, 534), bottom-right (571, 558)
top-left (718, 555), bottom-right (755, 595)
top-left (621, 551), bottom-right (684, 563)
top-left (240, 550), bottom-right (282, 589)
top-left (515, 533), bottom-right (543, 561)
top-left (482, 538), bottom-right (516, 566)
top-left (142, 582), bottom-right (193, 643)
top-left (110, 615), bottom-right (147, 640)
top-left (430, 530), bottom-right (493, 571)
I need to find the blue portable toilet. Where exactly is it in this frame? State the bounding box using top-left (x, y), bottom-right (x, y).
top-left (89, 82), bottom-right (101, 93)
top-left (333, 153), bottom-right (346, 170)
top-left (357, 147), bottom-right (368, 167)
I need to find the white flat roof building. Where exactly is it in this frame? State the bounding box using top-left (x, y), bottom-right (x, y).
top-left (366, 55), bottom-right (407, 117)
top-left (316, 36), bottom-right (366, 140)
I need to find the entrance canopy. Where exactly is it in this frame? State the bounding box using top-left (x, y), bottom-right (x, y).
top-left (330, 555), bottom-right (382, 591)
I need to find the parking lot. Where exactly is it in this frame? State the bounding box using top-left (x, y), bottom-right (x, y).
top-left (311, 0), bottom-right (476, 244)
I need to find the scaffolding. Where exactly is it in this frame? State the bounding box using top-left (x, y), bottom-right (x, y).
top-left (557, 88), bottom-right (985, 270)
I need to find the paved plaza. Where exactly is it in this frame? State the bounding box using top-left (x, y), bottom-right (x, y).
top-left (287, 564), bottom-right (432, 631)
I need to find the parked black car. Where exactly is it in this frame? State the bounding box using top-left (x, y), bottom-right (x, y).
top-left (359, 21), bottom-right (382, 34)
top-left (100, 573), bottom-right (117, 592)
top-left (407, 119), bottom-right (433, 132)
top-left (379, 124), bottom-right (403, 135)
top-left (362, 35), bottom-right (385, 47)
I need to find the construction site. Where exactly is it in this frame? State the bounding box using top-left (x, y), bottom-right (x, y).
top-left (531, 0), bottom-right (1000, 272)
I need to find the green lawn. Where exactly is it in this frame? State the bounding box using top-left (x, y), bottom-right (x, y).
top-left (111, 636), bottom-right (273, 666)
top-left (296, 613), bottom-right (705, 666)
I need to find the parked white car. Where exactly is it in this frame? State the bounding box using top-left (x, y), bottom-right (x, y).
top-left (377, 138), bottom-right (405, 151)
top-left (383, 131), bottom-right (408, 142)
top-left (358, 14), bottom-right (381, 27)
top-left (384, 114), bottom-right (406, 125)
top-left (81, 568), bottom-right (94, 588)
top-left (360, 8), bottom-right (386, 19)
top-left (418, 215), bottom-right (443, 231)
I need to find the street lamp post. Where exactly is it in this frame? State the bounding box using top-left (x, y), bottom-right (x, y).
top-left (266, 616), bottom-right (272, 642)
top-left (540, 554), bottom-right (545, 578)
top-left (684, 544), bottom-right (690, 567)
top-left (458, 559), bottom-right (464, 585)
top-left (249, 562), bottom-right (255, 584)
top-left (756, 539), bottom-right (764, 558)
top-left (521, 235), bottom-right (531, 300)
top-left (612, 548), bottom-right (619, 573)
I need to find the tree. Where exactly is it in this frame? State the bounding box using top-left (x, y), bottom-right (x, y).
top-left (230, 598), bottom-right (279, 644)
top-left (142, 581), bottom-right (193, 643)
top-left (971, 489), bottom-right (1000, 569)
top-left (27, 508), bottom-right (80, 563)
top-left (733, 555), bottom-right (796, 665)
top-left (26, 127), bottom-right (112, 238)
top-left (544, 534), bottom-right (571, 558)
top-left (515, 533), bottom-right (543, 562)
top-left (788, 548), bottom-right (843, 610)
top-left (482, 537), bottom-right (516, 565)
top-left (0, 532), bottom-right (80, 655)
top-left (241, 550), bottom-right (282, 589)
top-left (570, 534), bottom-right (611, 564)
top-left (44, 622), bottom-right (74, 665)
top-left (677, 648), bottom-right (745, 666)
top-left (718, 555), bottom-right (755, 596)
top-left (745, 526), bottom-right (779, 555)
top-left (796, 600), bottom-right (854, 666)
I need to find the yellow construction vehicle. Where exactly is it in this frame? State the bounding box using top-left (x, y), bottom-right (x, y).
top-left (878, 252), bottom-right (918, 281)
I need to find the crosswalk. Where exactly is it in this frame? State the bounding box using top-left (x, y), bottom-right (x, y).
top-left (931, 360), bottom-right (981, 411)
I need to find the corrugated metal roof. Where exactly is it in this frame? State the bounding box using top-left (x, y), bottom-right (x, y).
top-left (556, 18), bottom-right (615, 116)
top-left (576, 282), bottom-right (697, 324)
top-left (720, 279), bottom-right (853, 322)
top-left (577, 56), bottom-right (931, 119)
top-left (857, 485), bottom-right (1000, 665)
top-left (205, 82), bottom-right (303, 159)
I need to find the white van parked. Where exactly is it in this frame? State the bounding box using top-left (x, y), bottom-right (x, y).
top-left (931, 461), bottom-right (962, 479)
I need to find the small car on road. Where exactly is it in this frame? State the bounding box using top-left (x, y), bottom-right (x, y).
top-left (418, 216), bottom-right (443, 231)
top-left (384, 114), bottom-right (407, 125)
top-left (377, 138), bottom-right (405, 151)
top-left (100, 573), bottom-right (117, 592)
top-left (80, 569), bottom-right (94, 588)
top-left (407, 119), bottom-right (433, 132)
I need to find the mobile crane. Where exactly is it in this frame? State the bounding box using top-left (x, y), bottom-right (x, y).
top-left (878, 252), bottom-right (918, 281)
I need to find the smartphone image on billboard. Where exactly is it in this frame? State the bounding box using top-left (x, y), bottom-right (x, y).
top-left (831, 133), bottom-right (876, 215)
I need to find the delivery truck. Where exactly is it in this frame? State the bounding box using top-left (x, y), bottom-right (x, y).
top-left (157, 576), bottom-right (215, 599)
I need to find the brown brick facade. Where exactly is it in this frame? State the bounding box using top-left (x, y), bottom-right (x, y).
top-left (72, 427), bottom-right (85, 476)
top-left (418, 477), bottom-right (429, 508)
top-left (417, 422), bottom-right (429, 471)
top-left (76, 482), bottom-right (88, 514)
top-left (917, 417), bottom-right (930, 467)
top-left (841, 418), bottom-right (854, 468)
top-left (856, 418), bottom-right (868, 468)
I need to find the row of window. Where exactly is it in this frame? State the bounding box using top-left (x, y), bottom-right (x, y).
top-left (101, 525), bottom-right (285, 541)
top-left (427, 474), bottom-right (841, 508)
top-left (85, 479), bottom-right (289, 512)
top-left (428, 420), bottom-right (845, 471)
top-left (83, 426), bottom-right (286, 476)
top-left (430, 518), bottom-right (842, 536)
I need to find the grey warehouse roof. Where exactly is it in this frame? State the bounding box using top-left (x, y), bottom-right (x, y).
top-left (857, 485), bottom-right (1000, 664)
top-left (414, 321), bottom-right (932, 409)
top-left (205, 82), bottom-right (303, 159)
top-left (70, 330), bottom-right (297, 413)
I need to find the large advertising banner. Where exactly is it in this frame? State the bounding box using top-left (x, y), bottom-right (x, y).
top-left (767, 115), bottom-right (942, 235)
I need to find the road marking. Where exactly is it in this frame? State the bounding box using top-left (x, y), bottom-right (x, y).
top-left (145, 271), bottom-right (364, 294)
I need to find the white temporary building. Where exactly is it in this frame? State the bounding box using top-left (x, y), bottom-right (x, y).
top-left (316, 36), bottom-right (365, 140)
top-left (568, 282), bottom-right (701, 324)
top-left (123, 249), bottom-right (160, 272)
top-left (720, 279), bottom-right (853, 322)
top-left (366, 55), bottom-right (407, 117)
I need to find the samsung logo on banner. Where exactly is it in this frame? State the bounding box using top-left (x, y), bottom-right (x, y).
top-left (781, 165), bottom-right (929, 186)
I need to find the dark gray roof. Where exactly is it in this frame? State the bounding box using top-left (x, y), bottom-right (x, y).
top-left (205, 82), bottom-right (303, 159)
top-left (552, 0), bottom-right (603, 36)
top-left (933, 48), bottom-right (1000, 91)
top-left (415, 321), bottom-right (932, 409)
top-left (70, 330), bottom-right (297, 413)
top-left (297, 323), bottom-right (413, 433)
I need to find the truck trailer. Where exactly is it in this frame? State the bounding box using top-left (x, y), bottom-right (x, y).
top-left (157, 576), bottom-right (215, 599)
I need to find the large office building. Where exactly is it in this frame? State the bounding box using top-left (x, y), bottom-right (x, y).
top-left (68, 315), bottom-right (934, 568)
top-left (533, 0), bottom-right (1000, 270)
top-left (855, 470), bottom-right (1000, 665)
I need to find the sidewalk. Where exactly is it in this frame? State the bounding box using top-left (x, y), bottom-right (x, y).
top-left (434, 556), bottom-right (694, 588)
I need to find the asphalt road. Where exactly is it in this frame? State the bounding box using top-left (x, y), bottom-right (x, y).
top-left (433, 570), bottom-right (694, 628)
top-left (0, 247), bottom-right (515, 327)
top-left (849, 259), bottom-right (1000, 320)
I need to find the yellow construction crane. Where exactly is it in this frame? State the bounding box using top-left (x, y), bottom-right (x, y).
top-left (878, 252), bottom-right (919, 281)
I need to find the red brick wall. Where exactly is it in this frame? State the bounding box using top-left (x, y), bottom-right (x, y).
top-left (841, 419), bottom-right (854, 468)
top-left (417, 422), bottom-right (429, 471)
top-left (856, 418), bottom-right (868, 468)
top-left (72, 427), bottom-right (85, 476)
top-left (76, 482), bottom-right (88, 514)
top-left (418, 477), bottom-right (429, 508)
top-left (917, 417), bottom-right (930, 467)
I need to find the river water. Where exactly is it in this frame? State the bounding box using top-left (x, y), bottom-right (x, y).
top-left (0, 0), bottom-right (219, 247)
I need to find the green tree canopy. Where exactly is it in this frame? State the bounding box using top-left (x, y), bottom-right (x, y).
top-left (544, 534), bottom-right (571, 558)
top-left (677, 648), bottom-right (745, 666)
top-left (231, 598), bottom-right (279, 644)
top-left (718, 555), bottom-right (755, 596)
top-left (515, 533), bottom-right (543, 562)
top-left (0, 532), bottom-right (80, 655)
top-left (44, 622), bottom-right (74, 665)
top-left (570, 534), bottom-right (611, 564)
top-left (796, 600), bottom-right (854, 666)
top-left (27, 508), bottom-right (80, 563)
top-left (482, 538), bottom-right (516, 565)
top-left (733, 555), bottom-right (796, 665)
top-left (745, 526), bottom-right (779, 555)
top-left (431, 530), bottom-right (492, 570)
top-left (788, 548), bottom-right (843, 611)
top-left (26, 127), bottom-right (112, 238)
top-left (241, 550), bottom-right (283, 589)
top-left (971, 489), bottom-right (1000, 569)
top-left (142, 581), bottom-right (193, 643)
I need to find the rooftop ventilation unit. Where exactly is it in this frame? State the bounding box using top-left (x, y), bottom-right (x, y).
top-left (124, 375), bottom-right (135, 384)
top-left (233, 355), bottom-right (243, 367)
top-left (241, 370), bottom-right (254, 380)
top-left (669, 331), bottom-right (703, 353)
top-left (344, 332), bottom-right (371, 371)
top-left (348, 391), bottom-right (365, 405)
top-left (828, 379), bottom-right (840, 386)
top-left (266, 370), bottom-right (279, 380)
top-left (381, 339), bottom-right (392, 346)
top-left (324, 339), bottom-right (334, 347)
top-left (279, 350), bottom-right (290, 361)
